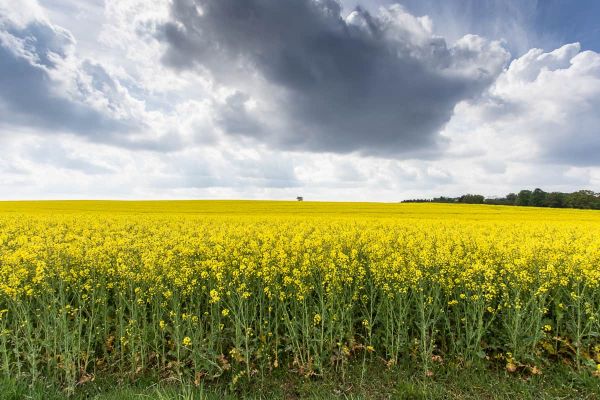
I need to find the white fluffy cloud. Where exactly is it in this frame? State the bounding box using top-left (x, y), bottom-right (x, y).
top-left (446, 43), bottom-right (600, 167)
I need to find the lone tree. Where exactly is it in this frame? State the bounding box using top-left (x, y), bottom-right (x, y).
top-left (296, 196), bottom-right (303, 202)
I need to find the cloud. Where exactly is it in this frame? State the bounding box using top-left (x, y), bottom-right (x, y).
top-left (0, 7), bottom-right (136, 137)
top-left (450, 43), bottom-right (600, 166)
top-left (365, 0), bottom-right (537, 55)
top-left (159, 0), bottom-right (509, 156)
top-left (0, 2), bottom-right (185, 152)
top-left (156, 147), bottom-right (302, 190)
top-left (27, 140), bottom-right (115, 175)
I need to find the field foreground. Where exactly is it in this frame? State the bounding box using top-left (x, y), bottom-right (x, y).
top-left (1, 201), bottom-right (599, 396)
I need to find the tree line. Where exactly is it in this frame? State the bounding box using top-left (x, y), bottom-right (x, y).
top-left (402, 189), bottom-right (600, 210)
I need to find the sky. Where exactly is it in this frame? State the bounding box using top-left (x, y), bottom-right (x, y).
top-left (0, 0), bottom-right (599, 201)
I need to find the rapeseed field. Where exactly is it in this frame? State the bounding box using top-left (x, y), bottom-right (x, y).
top-left (1, 201), bottom-right (599, 389)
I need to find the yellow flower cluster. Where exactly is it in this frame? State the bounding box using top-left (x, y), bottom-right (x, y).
top-left (0, 201), bottom-right (599, 384)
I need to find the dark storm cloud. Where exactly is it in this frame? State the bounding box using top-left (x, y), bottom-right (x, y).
top-left (215, 92), bottom-right (263, 137)
top-left (159, 0), bottom-right (509, 156)
top-left (0, 18), bottom-right (133, 137)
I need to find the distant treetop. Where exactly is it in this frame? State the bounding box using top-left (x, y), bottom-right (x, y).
top-left (402, 189), bottom-right (600, 210)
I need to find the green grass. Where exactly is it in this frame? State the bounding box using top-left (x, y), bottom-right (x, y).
top-left (2, 364), bottom-right (598, 400)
